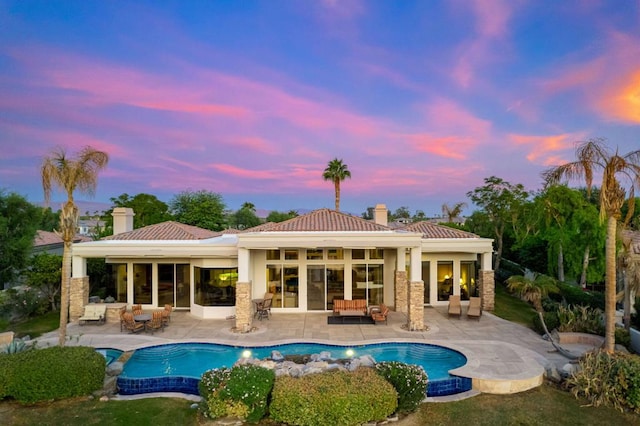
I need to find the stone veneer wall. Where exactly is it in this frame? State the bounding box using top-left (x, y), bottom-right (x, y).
top-left (70, 276), bottom-right (89, 321)
top-left (235, 282), bottom-right (252, 331)
top-left (407, 280), bottom-right (424, 330)
top-left (394, 270), bottom-right (408, 313)
top-left (479, 270), bottom-right (495, 311)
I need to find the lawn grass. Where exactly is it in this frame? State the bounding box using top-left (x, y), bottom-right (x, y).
top-left (2, 310), bottom-right (60, 339)
top-left (397, 383), bottom-right (640, 426)
top-left (3, 384), bottom-right (638, 425)
top-left (492, 283), bottom-right (537, 328)
top-left (0, 397), bottom-right (197, 426)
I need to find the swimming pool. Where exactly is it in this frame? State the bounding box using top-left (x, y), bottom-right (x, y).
top-left (117, 342), bottom-right (471, 397)
top-left (96, 348), bottom-right (123, 365)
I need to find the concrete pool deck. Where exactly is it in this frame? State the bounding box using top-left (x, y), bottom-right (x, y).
top-left (36, 307), bottom-right (593, 397)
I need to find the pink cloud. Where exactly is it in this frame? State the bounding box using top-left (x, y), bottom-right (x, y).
top-left (402, 134), bottom-right (468, 160)
top-left (470, 0), bottom-right (512, 38)
top-left (210, 163), bottom-right (279, 180)
top-left (597, 69), bottom-right (640, 124)
top-left (508, 133), bottom-right (584, 166)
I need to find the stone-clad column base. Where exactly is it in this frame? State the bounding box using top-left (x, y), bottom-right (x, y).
top-left (70, 276), bottom-right (89, 321)
top-left (394, 270), bottom-right (407, 313)
top-left (479, 270), bottom-right (495, 311)
top-left (234, 282), bottom-right (253, 332)
top-left (407, 280), bottom-right (425, 331)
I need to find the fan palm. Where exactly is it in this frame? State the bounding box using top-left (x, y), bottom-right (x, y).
top-left (542, 138), bottom-right (640, 351)
top-left (322, 158), bottom-right (351, 211)
top-left (441, 201), bottom-right (467, 223)
top-left (506, 272), bottom-right (559, 313)
top-left (42, 146), bottom-right (109, 346)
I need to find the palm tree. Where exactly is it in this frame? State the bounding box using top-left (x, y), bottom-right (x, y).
top-left (619, 231), bottom-right (640, 330)
top-left (543, 138), bottom-right (640, 351)
top-left (441, 202), bottom-right (467, 223)
top-left (322, 158), bottom-right (351, 211)
top-left (506, 272), bottom-right (559, 313)
top-left (42, 146), bottom-right (109, 346)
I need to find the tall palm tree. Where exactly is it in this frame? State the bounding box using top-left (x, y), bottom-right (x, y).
top-left (441, 201), bottom-right (467, 223)
top-left (42, 146), bottom-right (109, 346)
top-left (543, 138), bottom-right (640, 351)
top-left (322, 158), bottom-right (351, 211)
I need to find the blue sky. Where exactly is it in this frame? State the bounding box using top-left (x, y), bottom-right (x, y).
top-left (1, 1), bottom-right (639, 216)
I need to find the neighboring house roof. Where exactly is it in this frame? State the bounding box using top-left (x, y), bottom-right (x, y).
top-left (34, 230), bottom-right (91, 250)
top-left (400, 222), bottom-right (480, 239)
top-left (255, 208), bottom-right (391, 232)
top-left (103, 221), bottom-right (220, 240)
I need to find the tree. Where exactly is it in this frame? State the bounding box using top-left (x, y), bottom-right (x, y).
top-left (266, 210), bottom-right (298, 223)
top-left (38, 206), bottom-right (60, 231)
top-left (169, 190), bottom-right (226, 231)
top-left (231, 202), bottom-right (261, 229)
top-left (412, 210), bottom-right (427, 222)
top-left (41, 145), bottom-right (109, 346)
top-left (467, 176), bottom-right (530, 271)
top-left (619, 233), bottom-right (640, 330)
top-left (26, 253), bottom-right (62, 311)
top-left (0, 191), bottom-right (40, 286)
top-left (441, 202), bottom-right (467, 223)
top-left (390, 206), bottom-right (411, 221)
top-left (543, 138), bottom-right (640, 351)
top-left (322, 158), bottom-right (351, 211)
top-left (102, 193), bottom-right (173, 233)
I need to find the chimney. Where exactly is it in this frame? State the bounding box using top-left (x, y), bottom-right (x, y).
top-left (112, 207), bottom-right (135, 235)
top-left (374, 204), bottom-right (388, 226)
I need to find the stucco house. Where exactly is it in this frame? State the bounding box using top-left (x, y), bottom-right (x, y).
top-left (71, 205), bottom-right (494, 331)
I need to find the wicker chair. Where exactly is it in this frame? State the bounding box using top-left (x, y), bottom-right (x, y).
top-left (162, 304), bottom-right (173, 326)
top-left (448, 295), bottom-right (461, 318)
top-left (146, 311), bottom-right (165, 334)
top-left (371, 304), bottom-right (389, 325)
top-left (467, 297), bottom-right (482, 321)
top-left (122, 312), bottom-right (145, 334)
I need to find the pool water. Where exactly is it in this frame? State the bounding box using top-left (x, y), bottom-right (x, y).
top-left (96, 348), bottom-right (123, 365)
top-left (117, 342), bottom-right (471, 396)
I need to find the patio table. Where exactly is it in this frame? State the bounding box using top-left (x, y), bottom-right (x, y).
top-left (134, 313), bottom-right (151, 323)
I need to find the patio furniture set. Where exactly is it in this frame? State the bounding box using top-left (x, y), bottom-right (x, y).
top-left (330, 299), bottom-right (389, 325)
top-left (113, 304), bottom-right (173, 334)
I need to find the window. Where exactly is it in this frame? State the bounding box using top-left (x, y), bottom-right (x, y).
top-left (284, 250), bottom-right (298, 260)
top-left (369, 249), bottom-right (384, 259)
top-left (266, 250), bottom-right (280, 261)
top-left (437, 261), bottom-right (453, 302)
top-left (105, 263), bottom-right (127, 302)
top-left (422, 261), bottom-right (430, 304)
top-left (352, 249), bottom-right (365, 260)
top-left (133, 263), bottom-right (152, 304)
top-left (460, 261), bottom-right (477, 300)
top-left (306, 249), bottom-right (323, 260)
top-left (194, 267), bottom-right (237, 306)
top-left (327, 248), bottom-right (343, 260)
top-left (351, 264), bottom-right (383, 306)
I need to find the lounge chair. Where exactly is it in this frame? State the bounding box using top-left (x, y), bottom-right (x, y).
top-left (119, 306), bottom-right (127, 332)
top-left (122, 312), bottom-right (145, 334)
top-left (78, 304), bottom-right (106, 325)
top-left (448, 295), bottom-right (461, 318)
top-left (371, 304), bottom-right (389, 325)
top-left (467, 297), bottom-right (482, 320)
top-left (146, 311), bottom-right (165, 334)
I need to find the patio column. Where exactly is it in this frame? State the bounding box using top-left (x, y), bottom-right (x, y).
top-left (479, 251), bottom-right (495, 311)
top-left (235, 248), bottom-right (253, 331)
top-left (70, 256), bottom-right (88, 321)
top-left (395, 247), bottom-right (407, 313)
top-left (407, 247), bottom-right (425, 330)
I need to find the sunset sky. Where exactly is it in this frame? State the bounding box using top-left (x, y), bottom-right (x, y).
top-left (1, 1), bottom-right (639, 216)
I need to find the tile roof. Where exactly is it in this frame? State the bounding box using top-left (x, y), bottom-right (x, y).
top-left (400, 222), bottom-right (480, 239)
top-left (103, 221), bottom-right (219, 240)
top-left (34, 230), bottom-right (91, 246)
top-left (257, 209), bottom-right (391, 232)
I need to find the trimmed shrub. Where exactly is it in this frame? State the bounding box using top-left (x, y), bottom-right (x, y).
top-left (567, 350), bottom-right (640, 413)
top-left (550, 283), bottom-right (605, 310)
top-left (199, 365), bottom-right (274, 423)
top-left (0, 346), bottom-right (105, 403)
top-left (375, 361), bottom-right (428, 413)
top-left (269, 368), bottom-right (397, 426)
top-left (615, 328), bottom-right (631, 351)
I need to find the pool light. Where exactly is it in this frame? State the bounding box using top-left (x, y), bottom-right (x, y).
top-left (345, 348), bottom-right (355, 358)
top-left (242, 349), bottom-right (252, 358)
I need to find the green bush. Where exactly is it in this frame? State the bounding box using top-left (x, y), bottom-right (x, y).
top-left (0, 346), bottom-right (105, 403)
top-left (198, 367), bottom-right (231, 401)
top-left (269, 368), bottom-right (397, 426)
top-left (533, 311), bottom-right (559, 335)
top-left (615, 328), bottom-right (631, 351)
top-left (199, 365), bottom-right (274, 423)
top-left (550, 283), bottom-right (605, 310)
top-left (375, 361), bottom-right (428, 413)
top-left (556, 304), bottom-right (604, 335)
top-left (567, 350), bottom-right (640, 413)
